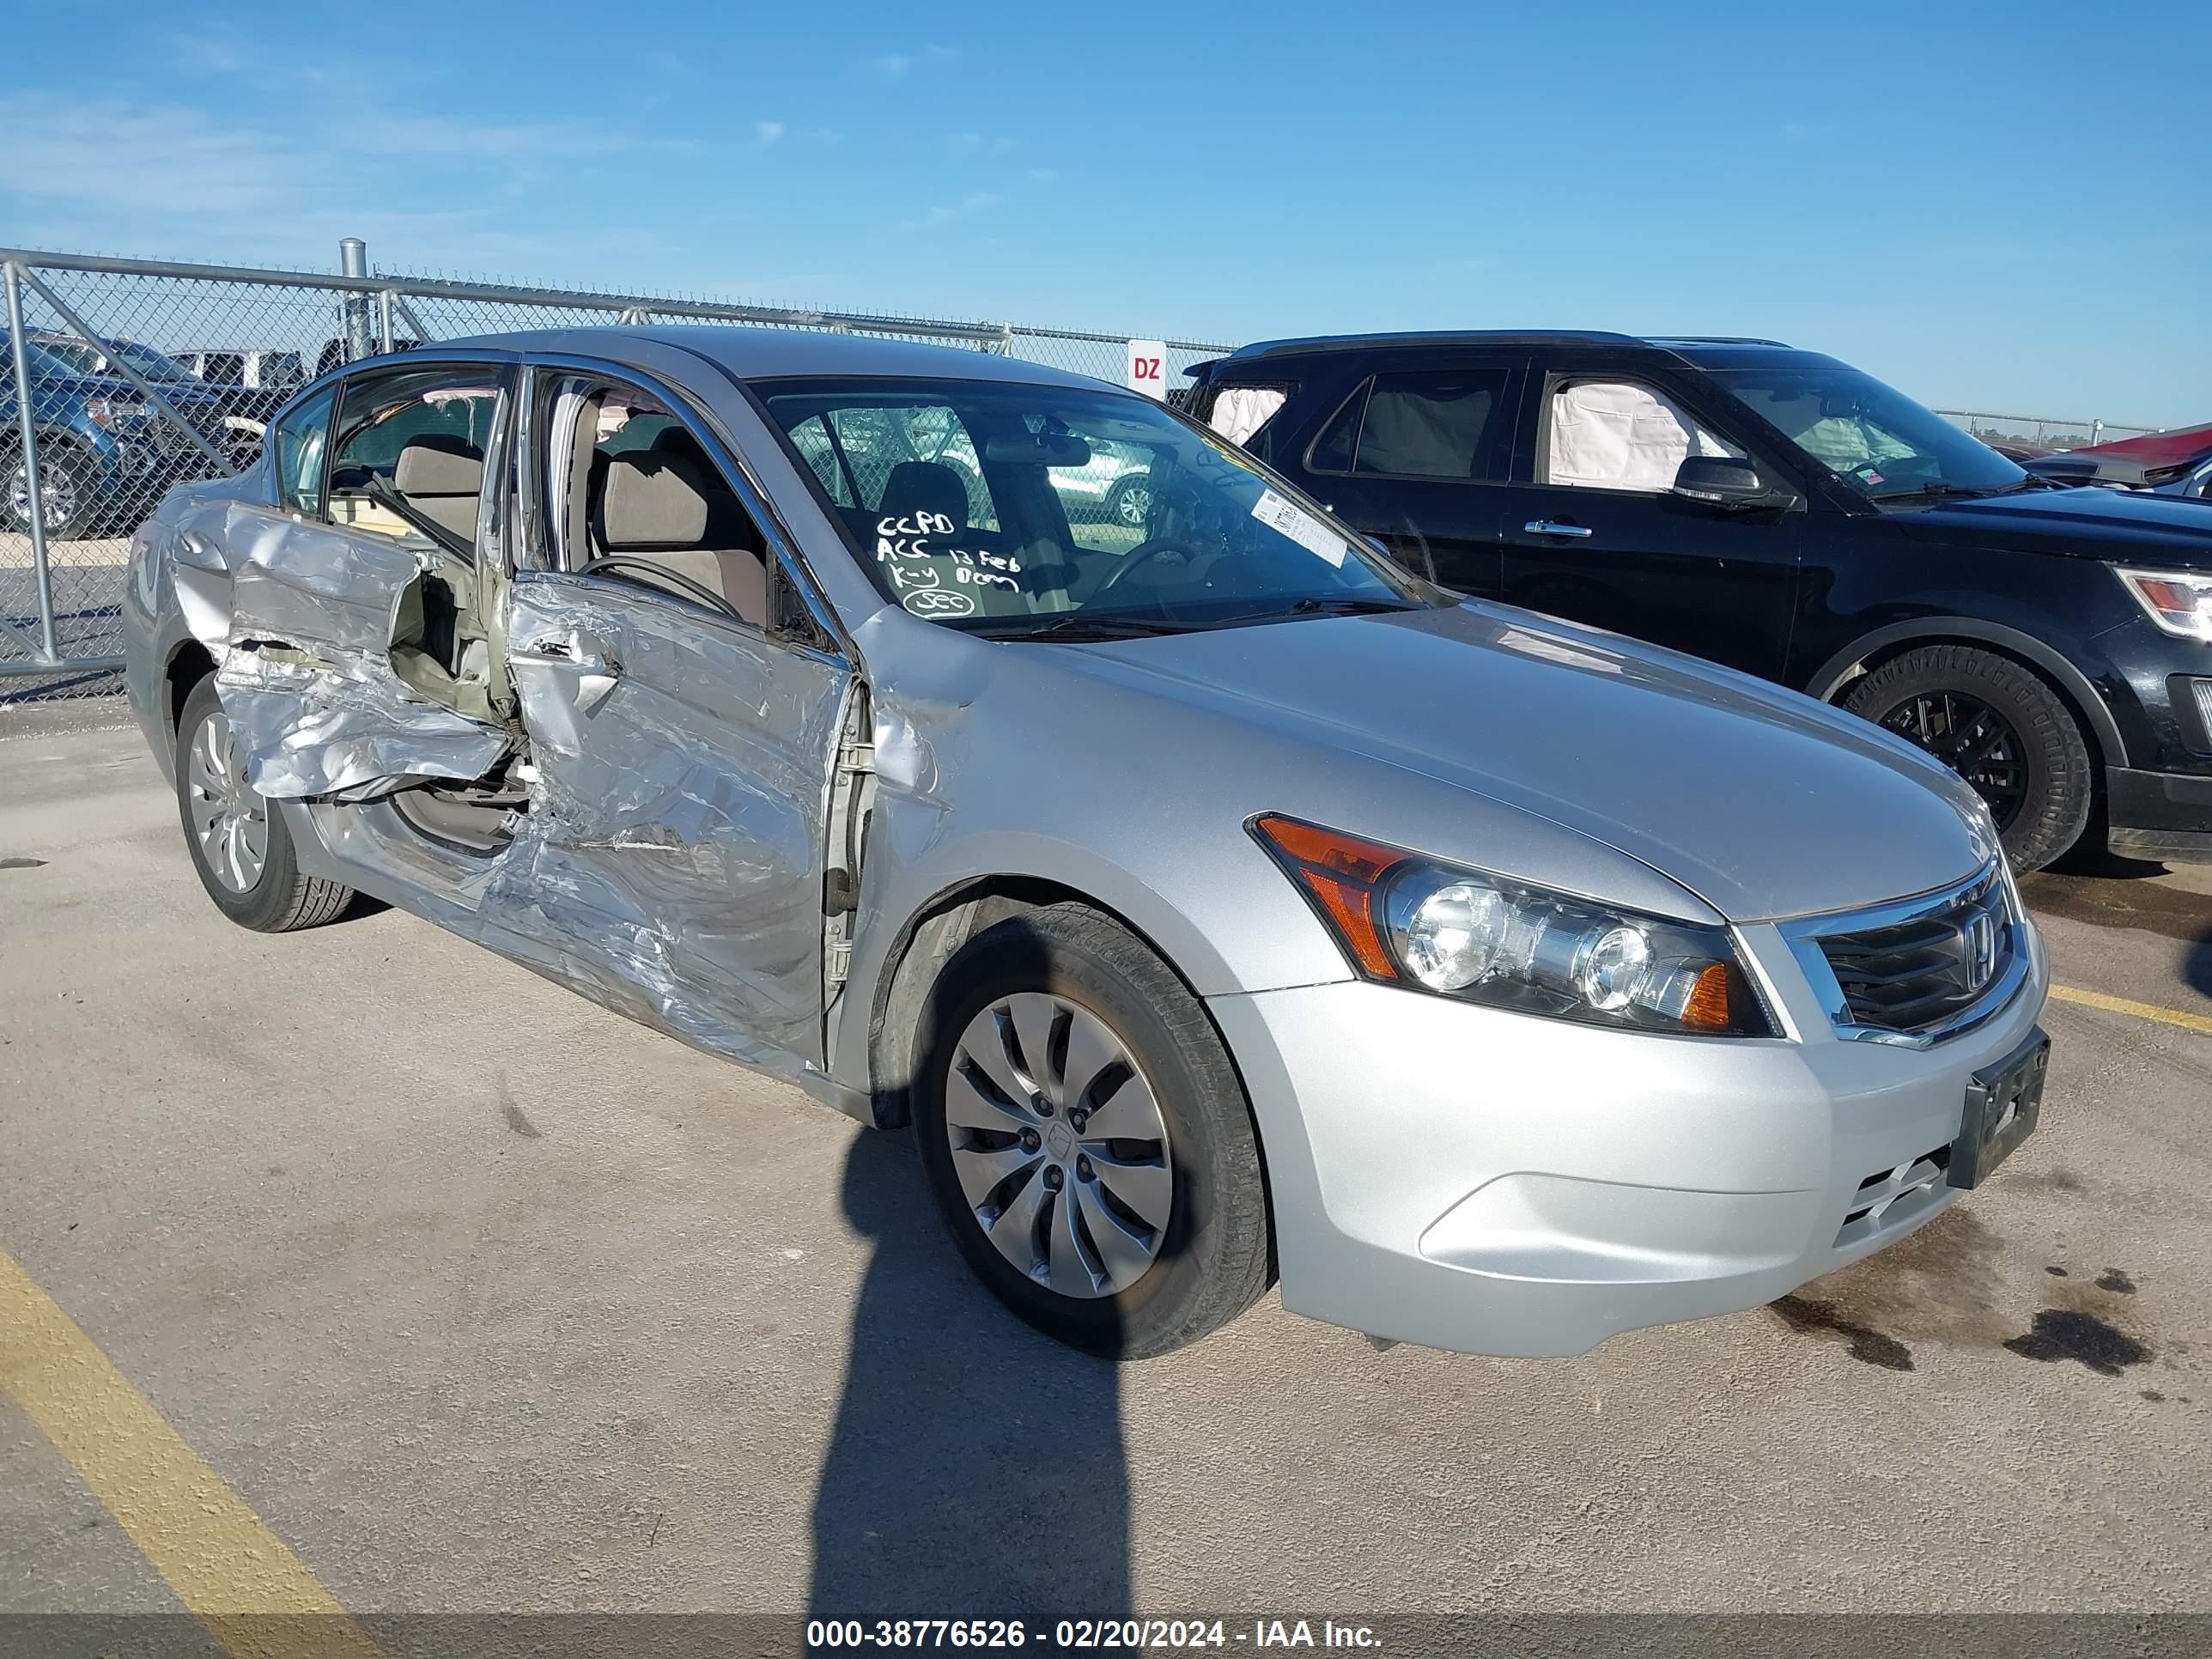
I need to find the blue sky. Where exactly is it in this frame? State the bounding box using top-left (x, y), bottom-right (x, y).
top-left (3, 2), bottom-right (2207, 423)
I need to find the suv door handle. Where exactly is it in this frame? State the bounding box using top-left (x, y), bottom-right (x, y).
top-left (1524, 520), bottom-right (1594, 539)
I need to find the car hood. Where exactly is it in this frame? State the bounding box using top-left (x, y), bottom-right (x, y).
top-left (1893, 484), bottom-right (2212, 570)
top-left (1057, 603), bottom-right (1995, 923)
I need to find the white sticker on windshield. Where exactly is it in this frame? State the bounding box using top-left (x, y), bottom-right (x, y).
top-left (1250, 489), bottom-right (1347, 567)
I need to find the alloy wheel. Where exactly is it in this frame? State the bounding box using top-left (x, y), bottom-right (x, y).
top-left (7, 459), bottom-right (78, 533)
top-left (1113, 482), bottom-right (1152, 527)
top-left (943, 991), bottom-right (1173, 1299)
top-left (185, 706), bottom-right (269, 893)
top-left (1877, 690), bottom-right (2030, 830)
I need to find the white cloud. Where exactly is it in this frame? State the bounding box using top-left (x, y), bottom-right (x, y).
top-left (873, 52), bottom-right (912, 76)
top-left (902, 190), bottom-right (1003, 230)
top-left (949, 132), bottom-right (1017, 156)
top-left (755, 121), bottom-right (786, 145)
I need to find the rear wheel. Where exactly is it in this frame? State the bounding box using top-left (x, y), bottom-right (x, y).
top-left (1842, 644), bottom-right (2092, 872)
top-left (912, 902), bottom-right (1272, 1359)
top-left (173, 678), bottom-right (355, 931)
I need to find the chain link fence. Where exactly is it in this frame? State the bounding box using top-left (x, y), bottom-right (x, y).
top-left (1933, 410), bottom-right (2163, 453)
top-left (1, 243), bottom-right (1230, 702)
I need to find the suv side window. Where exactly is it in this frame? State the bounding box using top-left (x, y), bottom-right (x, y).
top-left (1305, 368), bottom-right (1516, 481)
top-left (1543, 378), bottom-right (1742, 494)
top-left (272, 385), bottom-right (336, 517)
top-left (327, 367), bottom-right (505, 544)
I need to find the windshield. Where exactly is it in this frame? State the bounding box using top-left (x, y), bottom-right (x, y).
top-left (1709, 365), bottom-right (2028, 502)
top-left (106, 341), bottom-right (196, 382)
top-left (26, 337), bottom-right (192, 382)
top-left (761, 377), bottom-right (1435, 635)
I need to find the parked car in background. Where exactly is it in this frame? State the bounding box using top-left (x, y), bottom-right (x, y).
top-left (2023, 422), bottom-right (2212, 501)
top-left (1187, 332), bottom-right (2212, 870)
top-left (171, 346), bottom-right (310, 466)
top-left (125, 326), bottom-right (2046, 1360)
top-left (2, 330), bottom-right (230, 538)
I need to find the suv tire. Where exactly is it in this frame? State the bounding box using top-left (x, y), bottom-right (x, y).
top-left (912, 902), bottom-right (1273, 1359)
top-left (1843, 644), bottom-right (2093, 872)
top-left (4, 440), bottom-right (98, 542)
top-left (174, 678), bottom-right (356, 932)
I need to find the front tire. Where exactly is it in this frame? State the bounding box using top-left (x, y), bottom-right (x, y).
top-left (174, 677), bottom-right (355, 931)
top-left (1842, 644), bottom-right (2093, 872)
top-left (3, 440), bottom-right (99, 541)
top-left (912, 902), bottom-right (1272, 1359)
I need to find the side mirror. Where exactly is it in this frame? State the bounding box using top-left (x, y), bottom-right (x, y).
top-left (1673, 454), bottom-right (1781, 509)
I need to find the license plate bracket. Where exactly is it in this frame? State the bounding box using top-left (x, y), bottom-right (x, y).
top-left (1948, 1027), bottom-right (2049, 1189)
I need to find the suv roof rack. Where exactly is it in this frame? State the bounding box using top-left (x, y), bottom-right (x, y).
top-left (1229, 330), bottom-right (1644, 358)
top-left (1644, 335), bottom-right (1794, 348)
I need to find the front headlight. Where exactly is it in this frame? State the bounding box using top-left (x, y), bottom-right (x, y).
top-left (2115, 566), bottom-right (2212, 642)
top-left (84, 397), bottom-right (147, 428)
top-left (1250, 814), bottom-right (1777, 1037)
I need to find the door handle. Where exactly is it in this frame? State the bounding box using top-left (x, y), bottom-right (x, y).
top-left (511, 638), bottom-right (621, 678)
top-left (1524, 520), bottom-right (1594, 539)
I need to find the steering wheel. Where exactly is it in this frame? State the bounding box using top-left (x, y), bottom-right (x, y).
top-left (1089, 535), bottom-right (1198, 602)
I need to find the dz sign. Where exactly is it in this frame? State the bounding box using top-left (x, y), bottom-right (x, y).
top-left (1125, 338), bottom-right (1168, 398)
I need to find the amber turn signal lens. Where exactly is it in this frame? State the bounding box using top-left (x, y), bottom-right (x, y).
top-left (1680, 962), bottom-right (1740, 1031)
top-left (1249, 814), bottom-right (1405, 980)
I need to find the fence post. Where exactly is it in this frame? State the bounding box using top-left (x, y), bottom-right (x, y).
top-left (3, 259), bottom-right (60, 664)
top-left (340, 238), bottom-right (372, 363)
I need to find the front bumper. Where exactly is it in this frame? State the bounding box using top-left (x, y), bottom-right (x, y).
top-left (1206, 917), bottom-right (2049, 1358)
top-left (2106, 765), bottom-right (2212, 864)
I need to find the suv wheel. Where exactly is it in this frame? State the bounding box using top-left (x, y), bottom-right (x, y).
top-left (4, 441), bottom-right (97, 541)
top-left (174, 678), bottom-right (356, 931)
top-left (1842, 644), bottom-right (2093, 872)
top-left (912, 902), bottom-right (1273, 1359)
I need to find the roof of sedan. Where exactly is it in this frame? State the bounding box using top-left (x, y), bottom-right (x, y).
top-left (436, 325), bottom-right (1113, 391)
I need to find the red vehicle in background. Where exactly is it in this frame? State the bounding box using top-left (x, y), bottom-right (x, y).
top-left (2023, 422), bottom-right (2212, 499)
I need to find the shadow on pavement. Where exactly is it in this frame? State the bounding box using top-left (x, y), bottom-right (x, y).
top-left (809, 1130), bottom-right (1131, 1624)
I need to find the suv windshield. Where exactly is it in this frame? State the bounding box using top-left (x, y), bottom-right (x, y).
top-left (1709, 365), bottom-right (2028, 502)
top-left (762, 377), bottom-right (1434, 635)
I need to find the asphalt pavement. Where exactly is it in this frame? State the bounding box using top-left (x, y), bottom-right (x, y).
top-left (3, 708), bottom-right (2207, 1631)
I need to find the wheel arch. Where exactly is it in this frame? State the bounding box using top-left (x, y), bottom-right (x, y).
top-left (863, 875), bottom-right (1258, 1148)
top-left (163, 637), bottom-right (218, 745)
top-left (1805, 617), bottom-right (2126, 774)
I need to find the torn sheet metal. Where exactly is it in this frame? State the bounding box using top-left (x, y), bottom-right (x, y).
top-left (208, 512), bottom-right (509, 799)
top-left (217, 646), bottom-right (511, 800)
top-left (487, 574), bottom-right (853, 1069)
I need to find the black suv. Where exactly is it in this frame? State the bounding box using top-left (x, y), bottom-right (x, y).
top-left (1184, 332), bottom-right (2212, 872)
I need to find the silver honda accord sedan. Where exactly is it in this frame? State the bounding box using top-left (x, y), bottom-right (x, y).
top-left (120, 327), bottom-right (2051, 1359)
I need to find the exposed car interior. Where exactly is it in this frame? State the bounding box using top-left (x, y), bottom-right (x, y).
top-left (550, 382), bottom-right (771, 628)
top-left (319, 368), bottom-right (506, 722)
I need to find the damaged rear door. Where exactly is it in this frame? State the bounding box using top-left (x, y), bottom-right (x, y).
top-left (212, 362), bottom-right (516, 800)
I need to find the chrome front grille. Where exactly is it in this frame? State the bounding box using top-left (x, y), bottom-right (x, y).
top-left (1781, 861), bottom-right (2028, 1048)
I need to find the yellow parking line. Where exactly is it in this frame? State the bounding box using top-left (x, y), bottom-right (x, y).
top-left (0, 1246), bottom-right (379, 1659)
top-left (2050, 981), bottom-right (2212, 1037)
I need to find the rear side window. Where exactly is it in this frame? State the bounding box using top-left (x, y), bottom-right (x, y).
top-left (272, 386), bottom-right (335, 516)
top-left (326, 367), bottom-right (504, 543)
top-left (1305, 369), bottom-right (1516, 480)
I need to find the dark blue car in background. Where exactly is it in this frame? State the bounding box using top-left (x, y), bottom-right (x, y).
top-left (2, 331), bottom-right (229, 540)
